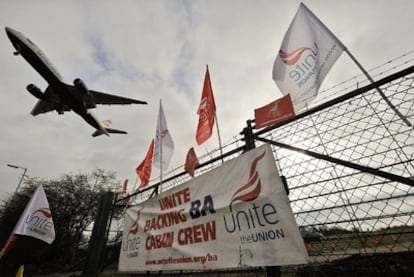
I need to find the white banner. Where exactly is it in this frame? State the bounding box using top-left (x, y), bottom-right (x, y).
top-left (119, 144), bottom-right (308, 271)
top-left (272, 3), bottom-right (344, 111)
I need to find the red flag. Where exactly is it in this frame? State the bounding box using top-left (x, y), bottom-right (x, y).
top-left (0, 234), bottom-right (17, 258)
top-left (372, 236), bottom-right (381, 244)
top-left (254, 94), bottom-right (295, 129)
top-left (121, 179), bottom-right (130, 204)
top-left (360, 238), bottom-right (367, 246)
top-left (185, 147), bottom-right (200, 177)
top-left (196, 66), bottom-right (216, 145)
top-left (122, 179), bottom-right (128, 195)
top-left (136, 139), bottom-right (154, 189)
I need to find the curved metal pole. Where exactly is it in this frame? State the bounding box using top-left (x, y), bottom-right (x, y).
top-left (7, 164), bottom-right (27, 193)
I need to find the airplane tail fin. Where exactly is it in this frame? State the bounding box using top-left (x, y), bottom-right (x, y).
top-left (92, 128), bottom-right (127, 137)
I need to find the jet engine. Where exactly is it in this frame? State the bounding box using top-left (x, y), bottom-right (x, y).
top-left (74, 78), bottom-right (89, 95)
top-left (26, 84), bottom-right (44, 99)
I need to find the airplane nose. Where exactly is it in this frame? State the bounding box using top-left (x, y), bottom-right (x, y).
top-left (5, 27), bottom-right (15, 37)
top-left (5, 26), bottom-right (18, 36)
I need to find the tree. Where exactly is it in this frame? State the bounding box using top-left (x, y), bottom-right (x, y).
top-left (0, 169), bottom-right (121, 274)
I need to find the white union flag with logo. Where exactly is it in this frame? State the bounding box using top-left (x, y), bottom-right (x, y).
top-left (272, 3), bottom-right (345, 111)
top-left (14, 185), bottom-right (55, 243)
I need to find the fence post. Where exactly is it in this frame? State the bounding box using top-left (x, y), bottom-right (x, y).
top-left (82, 191), bottom-right (115, 276)
top-left (241, 119), bottom-right (255, 152)
top-left (242, 120), bottom-right (281, 277)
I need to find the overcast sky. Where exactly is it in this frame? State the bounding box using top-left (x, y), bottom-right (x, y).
top-left (0, 0), bottom-right (413, 201)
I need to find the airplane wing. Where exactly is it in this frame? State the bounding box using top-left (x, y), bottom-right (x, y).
top-left (31, 100), bottom-right (53, 115)
top-left (31, 99), bottom-right (71, 115)
top-left (31, 86), bottom-right (70, 116)
top-left (89, 90), bottom-right (147, 105)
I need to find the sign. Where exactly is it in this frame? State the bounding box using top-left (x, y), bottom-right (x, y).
top-left (119, 144), bottom-right (308, 271)
top-left (254, 94), bottom-right (295, 129)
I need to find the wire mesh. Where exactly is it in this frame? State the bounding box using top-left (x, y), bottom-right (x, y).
top-left (259, 68), bottom-right (414, 264)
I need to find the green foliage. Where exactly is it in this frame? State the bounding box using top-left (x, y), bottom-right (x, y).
top-left (0, 169), bottom-right (120, 274)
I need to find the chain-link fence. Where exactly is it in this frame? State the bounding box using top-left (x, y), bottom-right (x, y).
top-left (253, 65), bottom-right (414, 275)
top-left (104, 64), bottom-right (414, 276)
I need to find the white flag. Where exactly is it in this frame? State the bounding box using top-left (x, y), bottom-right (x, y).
top-left (0, 185), bottom-right (55, 258)
top-left (272, 3), bottom-right (345, 111)
top-left (153, 100), bottom-right (174, 170)
top-left (14, 185), bottom-right (55, 243)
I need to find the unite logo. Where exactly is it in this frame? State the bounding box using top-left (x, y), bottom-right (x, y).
top-left (279, 47), bottom-right (312, 66)
top-left (157, 129), bottom-right (169, 138)
top-left (25, 207), bottom-right (54, 234)
top-left (198, 97), bottom-right (208, 110)
top-left (128, 207), bottom-right (144, 237)
top-left (198, 97), bottom-right (212, 123)
top-left (229, 151), bottom-right (266, 212)
top-left (223, 149), bottom-right (280, 233)
top-left (34, 208), bottom-right (52, 218)
top-left (268, 101), bottom-right (282, 118)
top-left (279, 42), bottom-right (319, 87)
top-left (123, 207), bottom-right (143, 254)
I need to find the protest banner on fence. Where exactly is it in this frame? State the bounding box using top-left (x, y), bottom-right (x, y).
top-left (119, 144), bottom-right (308, 271)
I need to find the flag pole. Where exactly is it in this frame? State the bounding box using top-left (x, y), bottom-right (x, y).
top-left (345, 48), bottom-right (411, 127)
top-left (159, 100), bottom-right (163, 193)
top-left (214, 112), bottom-right (224, 163)
top-left (133, 176), bottom-right (139, 192)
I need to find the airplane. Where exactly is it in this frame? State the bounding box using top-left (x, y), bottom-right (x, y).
top-left (5, 26), bottom-right (147, 137)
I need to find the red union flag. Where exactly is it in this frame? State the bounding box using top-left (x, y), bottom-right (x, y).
top-left (121, 179), bottom-right (131, 204)
top-left (122, 179), bottom-right (128, 195)
top-left (254, 94), bottom-right (295, 129)
top-left (136, 139), bottom-right (154, 189)
top-left (196, 66), bottom-right (216, 145)
top-left (0, 185), bottom-right (55, 258)
top-left (184, 147), bottom-right (200, 177)
top-left (272, 3), bottom-right (345, 111)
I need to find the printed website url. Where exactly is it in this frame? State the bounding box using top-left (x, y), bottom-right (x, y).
top-left (145, 253), bottom-right (218, 265)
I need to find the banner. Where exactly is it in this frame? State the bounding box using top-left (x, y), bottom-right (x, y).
top-left (254, 94), bottom-right (295, 129)
top-left (119, 144), bottom-right (308, 271)
top-left (272, 3), bottom-right (344, 111)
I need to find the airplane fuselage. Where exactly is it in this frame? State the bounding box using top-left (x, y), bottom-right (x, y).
top-left (6, 27), bottom-right (64, 84)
